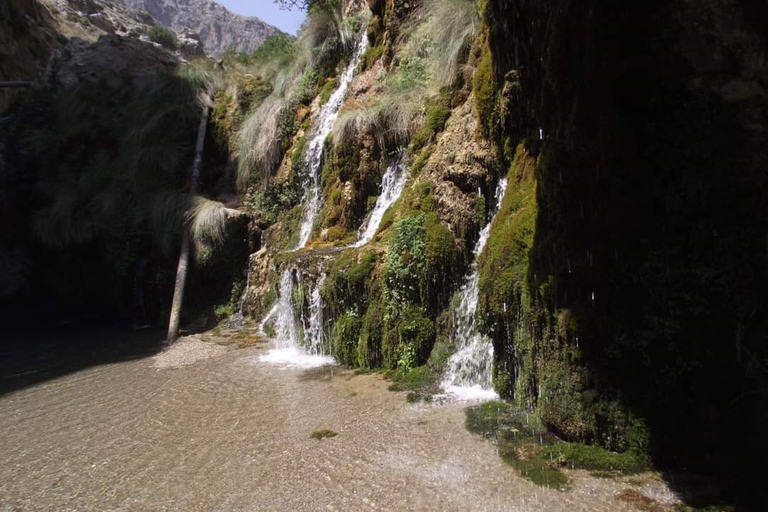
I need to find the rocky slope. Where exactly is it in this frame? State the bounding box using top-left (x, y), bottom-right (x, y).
top-left (0, 0), bottom-right (205, 111)
top-left (117, 0), bottom-right (286, 56)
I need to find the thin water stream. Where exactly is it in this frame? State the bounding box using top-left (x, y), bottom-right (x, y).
top-left (441, 179), bottom-right (508, 400)
top-left (297, 30), bottom-right (369, 249)
top-left (352, 151), bottom-right (410, 247)
top-left (0, 335), bottom-right (676, 511)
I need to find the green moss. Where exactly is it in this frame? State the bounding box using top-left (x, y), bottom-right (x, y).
top-left (310, 428), bottom-right (338, 440)
top-left (212, 90), bottom-right (233, 148)
top-left (424, 212), bottom-right (457, 282)
top-left (465, 400), bottom-right (514, 436)
top-left (384, 215), bottom-right (427, 317)
top-left (331, 311), bottom-right (363, 367)
top-left (427, 340), bottom-right (452, 373)
top-left (214, 303), bottom-right (236, 321)
top-left (291, 134), bottom-right (307, 172)
top-left (387, 365), bottom-right (435, 392)
top-left (319, 77), bottom-right (339, 106)
top-left (323, 249), bottom-right (378, 315)
top-left (410, 146), bottom-right (434, 178)
top-left (477, 145), bottom-right (537, 398)
top-left (395, 305), bottom-right (435, 368)
top-left (472, 42), bottom-right (498, 138)
top-left (539, 443), bottom-right (648, 473)
top-left (410, 102), bottom-right (451, 151)
top-left (358, 294), bottom-right (384, 368)
top-left (465, 402), bottom-right (568, 489)
top-left (361, 44), bottom-right (384, 71)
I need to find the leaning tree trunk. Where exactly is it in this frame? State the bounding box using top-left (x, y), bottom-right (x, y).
top-left (166, 101), bottom-right (210, 345)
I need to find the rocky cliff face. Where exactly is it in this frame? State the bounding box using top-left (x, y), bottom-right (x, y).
top-left (0, 0), bottom-right (58, 111)
top-left (479, 0), bottom-right (768, 473)
top-left (117, 0), bottom-right (286, 56)
top-left (229, 0), bottom-right (767, 483)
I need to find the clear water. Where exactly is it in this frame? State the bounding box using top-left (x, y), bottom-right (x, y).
top-left (441, 179), bottom-right (508, 400)
top-left (352, 151), bottom-right (410, 247)
top-left (0, 337), bottom-right (660, 511)
top-left (296, 31), bottom-right (369, 249)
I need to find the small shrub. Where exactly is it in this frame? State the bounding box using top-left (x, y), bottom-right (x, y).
top-left (148, 26), bottom-right (177, 49)
top-left (214, 303), bottom-right (235, 321)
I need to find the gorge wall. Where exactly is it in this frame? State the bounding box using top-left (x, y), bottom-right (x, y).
top-left (236, 0), bottom-right (768, 476)
top-left (2, 0), bottom-right (767, 486)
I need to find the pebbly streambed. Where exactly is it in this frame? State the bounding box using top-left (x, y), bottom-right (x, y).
top-left (0, 332), bottom-right (681, 511)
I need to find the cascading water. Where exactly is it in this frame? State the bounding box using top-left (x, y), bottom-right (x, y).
top-left (303, 271), bottom-right (327, 355)
top-left (441, 178), bottom-right (508, 400)
top-left (296, 30), bottom-right (369, 249)
top-left (259, 268), bottom-right (333, 367)
top-left (352, 151), bottom-right (410, 247)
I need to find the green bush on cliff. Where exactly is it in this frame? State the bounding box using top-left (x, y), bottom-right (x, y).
top-left (148, 26), bottom-right (177, 49)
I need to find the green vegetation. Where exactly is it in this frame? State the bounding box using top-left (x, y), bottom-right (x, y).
top-left (472, 43), bottom-right (497, 138)
top-left (410, 99), bottom-right (451, 151)
top-left (539, 443), bottom-right (647, 473)
top-left (465, 401), bottom-right (647, 489)
top-left (310, 428), bottom-right (338, 440)
top-left (319, 77), bottom-right (339, 105)
top-left (360, 44), bottom-right (384, 70)
top-left (148, 26), bottom-right (177, 49)
top-left (245, 34), bottom-right (296, 65)
top-left (386, 365), bottom-right (439, 402)
top-left (333, 0), bottom-right (479, 150)
top-left (235, 1), bottom-right (362, 191)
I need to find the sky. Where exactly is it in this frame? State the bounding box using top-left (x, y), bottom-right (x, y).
top-left (216, 1), bottom-right (308, 35)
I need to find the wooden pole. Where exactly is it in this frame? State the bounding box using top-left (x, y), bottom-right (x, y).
top-left (166, 99), bottom-right (210, 345)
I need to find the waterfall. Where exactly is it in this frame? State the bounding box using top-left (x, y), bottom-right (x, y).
top-left (304, 272), bottom-right (327, 355)
top-left (272, 269), bottom-right (300, 350)
top-left (352, 151), bottom-right (410, 247)
top-left (441, 178), bottom-right (508, 400)
top-left (296, 30), bottom-right (369, 249)
top-left (259, 268), bottom-right (334, 368)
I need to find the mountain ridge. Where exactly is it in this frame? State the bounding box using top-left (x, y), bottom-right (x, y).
top-left (117, 0), bottom-right (287, 56)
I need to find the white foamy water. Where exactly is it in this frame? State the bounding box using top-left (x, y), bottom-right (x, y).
top-left (441, 179), bottom-right (508, 400)
top-left (297, 30), bottom-right (369, 249)
top-left (258, 347), bottom-right (335, 368)
top-left (259, 267), bottom-right (332, 367)
top-left (304, 271), bottom-right (326, 355)
top-left (352, 151), bottom-right (410, 247)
